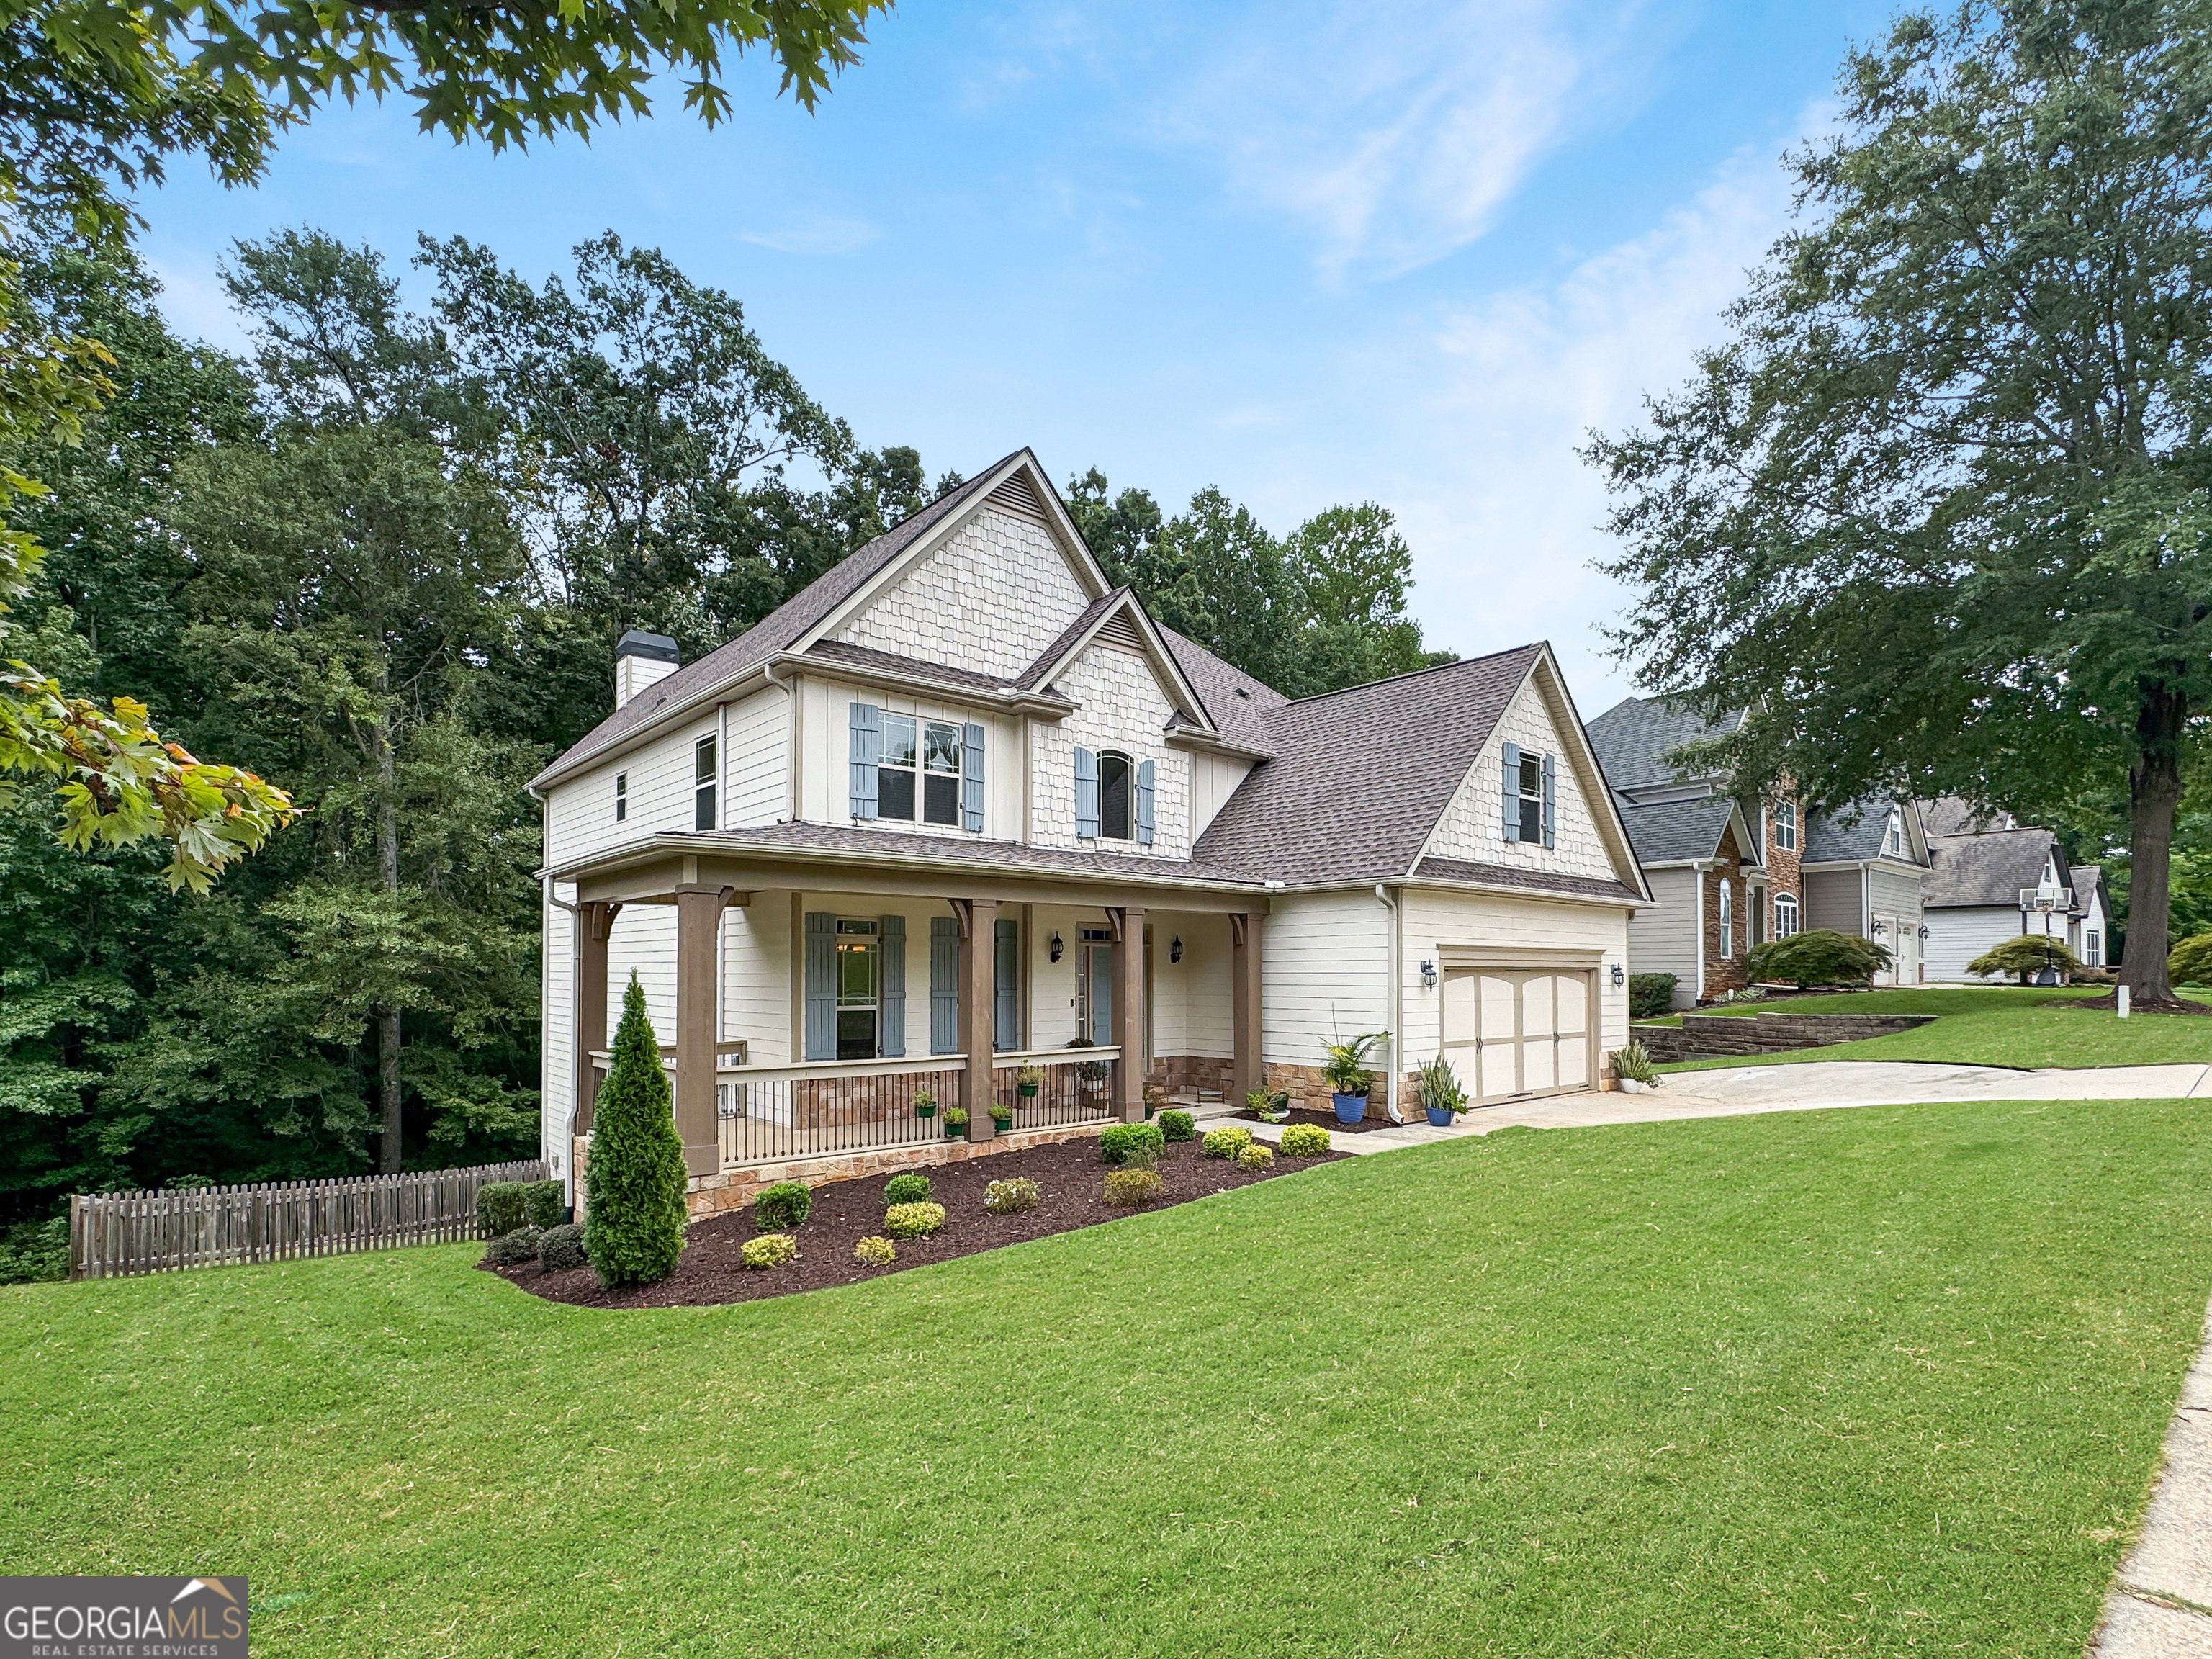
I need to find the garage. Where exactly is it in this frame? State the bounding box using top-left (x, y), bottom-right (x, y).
top-left (1437, 951), bottom-right (1601, 1104)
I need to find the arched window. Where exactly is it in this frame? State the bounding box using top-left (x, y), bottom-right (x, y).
top-left (1773, 893), bottom-right (1799, 938)
top-left (1719, 878), bottom-right (1734, 959)
top-left (1098, 750), bottom-right (1133, 840)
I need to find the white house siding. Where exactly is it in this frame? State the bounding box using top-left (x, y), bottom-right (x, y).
top-left (800, 674), bottom-right (1022, 843)
top-left (1188, 750), bottom-right (1256, 842)
top-left (1149, 912), bottom-right (1234, 1064)
top-left (724, 899), bottom-right (793, 1064)
top-left (544, 711), bottom-right (722, 871)
top-left (829, 503), bottom-right (1092, 682)
top-left (1426, 675), bottom-right (1617, 881)
top-left (1626, 866), bottom-right (1702, 1007)
top-left (723, 685), bottom-right (787, 828)
top-left (1032, 642), bottom-right (1193, 858)
top-left (1026, 902), bottom-right (1092, 1052)
top-left (1804, 869), bottom-right (1865, 935)
top-left (1923, 907), bottom-right (2024, 981)
top-left (1869, 864), bottom-right (1925, 920)
top-left (1262, 891), bottom-right (1389, 1072)
top-left (1395, 886), bottom-right (1632, 1066)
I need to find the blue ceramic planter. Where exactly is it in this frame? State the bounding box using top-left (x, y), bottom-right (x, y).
top-left (1331, 1092), bottom-right (1367, 1125)
top-left (1425, 1106), bottom-right (1457, 1128)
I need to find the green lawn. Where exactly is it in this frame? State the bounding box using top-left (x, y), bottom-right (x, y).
top-left (1646, 986), bottom-right (2212, 1072)
top-left (6, 1099), bottom-right (2212, 1657)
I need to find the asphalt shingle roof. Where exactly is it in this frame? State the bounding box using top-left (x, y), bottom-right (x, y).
top-left (1923, 827), bottom-right (2062, 909)
top-left (1192, 645), bottom-right (1545, 885)
top-left (1614, 796), bottom-right (1736, 866)
top-left (1586, 696), bottom-right (1744, 791)
top-left (1804, 799), bottom-right (1919, 864)
top-left (1412, 857), bottom-right (1644, 903)
top-left (655, 822), bottom-right (1264, 888)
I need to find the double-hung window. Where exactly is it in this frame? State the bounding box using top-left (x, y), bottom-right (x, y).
top-left (693, 737), bottom-right (716, 830)
top-left (614, 772), bottom-right (627, 822)
top-left (1773, 893), bottom-right (1799, 938)
top-left (1885, 808), bottom-right (1905, 856)
top-left (1773, 801), bottom-right (1796, 850)
top-left (1501, 743), bottom-right (1555, 847)
top-left (878, 714), bottom-right (962, 827)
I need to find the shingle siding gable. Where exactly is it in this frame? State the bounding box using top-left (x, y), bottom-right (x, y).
top-left (1425, 676), bottom-right (1616, 880)
top-left (1033, 642), bottom-right (1191, 858)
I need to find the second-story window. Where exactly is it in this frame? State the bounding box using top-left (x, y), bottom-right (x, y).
top-left (1501, 743), bottom-right (1555, 848)
top-left (614, 772), bottom-right (627, 822)
top-left (1074, 747), bottom-right (1155, 844)
top-left (694, 736), bottom-right (716, 830)
top-left (1886, 807), bottom-right (1905, 856)
top-left (1098, 750), bottom-right (1133, 840)
top-left (880, 714), bottom-right (962, 827)
top-left (1773, 800), bottom-right (1795, 850)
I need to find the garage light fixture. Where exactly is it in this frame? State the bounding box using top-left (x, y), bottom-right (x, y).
top-left (1610, 963), bottom-right (1625, 989)
top-left (1419, 958), bottom-right (1437, 989)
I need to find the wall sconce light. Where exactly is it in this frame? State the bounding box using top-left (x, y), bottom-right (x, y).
top-left (1419, 958), bottom-right (1437, 989)
top-left (1918, 925), bottom-right (1930, 940)
top-left (1049, 932), bottom-right (1063, 963)
top-left (1170, 935), bottom-right (1183, 963)
top-left (1870, 920), bottom-right (1887, 937)
top-left (1610, 963), bottom-right (1625, 989)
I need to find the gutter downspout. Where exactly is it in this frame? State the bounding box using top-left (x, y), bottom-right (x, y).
top-left (1375, 884), bottom-right (1404, 1123)
top-left (544, 876), bottom-right (580, 1205)
top-left (1694, 865), bottom-right (1707, 1004)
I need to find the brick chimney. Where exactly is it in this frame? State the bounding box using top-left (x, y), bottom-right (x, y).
top-left (613, 629), bottom-right (680, 709)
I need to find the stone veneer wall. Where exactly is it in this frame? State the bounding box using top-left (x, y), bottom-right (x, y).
top-left (1265, 1061), bottom-right (1422, 1121)
top-left (1702, 820), bottom-right (1754, 998)
top-left (1150, 1053), bottom-right (1233, 1099)
top-left (1632, 1011), bottom-right (1936, 1064)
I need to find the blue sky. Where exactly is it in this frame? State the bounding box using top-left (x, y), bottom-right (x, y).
top-left (138, 0), bottom-right (1892, 712)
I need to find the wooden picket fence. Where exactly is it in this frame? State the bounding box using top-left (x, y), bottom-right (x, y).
top-left (68, 1159), bottom-right (549, 1280)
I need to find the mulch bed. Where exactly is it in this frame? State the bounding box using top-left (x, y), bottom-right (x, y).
top-left (487, 1134), bottom-right (1349, 1309)
top-left (1233, 1105), bottom-right (1395, 1135)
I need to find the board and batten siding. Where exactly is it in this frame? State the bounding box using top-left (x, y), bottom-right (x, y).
top-left (1803, 868), bottom-right (1865, 935)
top-left (1922, 907), bottom-right (2025, 981)
top-left (799, 675), bottom-right (1022, 842)
top-left (1625, 865), bottom-right (1702, 1007)
top-left (1424, 675), bottom-right (1617, 881)
top-left (1396, 886), bottom-right (1631, 1064)
top-left (1262, 891), bottom-right (1389, 1071)
top-left (829, 500), bottom-right (1093, 683)
top-left (1032, 642), bottom-right (1193, 858)
top-left (1188, 750), bottom-right (1256, 843)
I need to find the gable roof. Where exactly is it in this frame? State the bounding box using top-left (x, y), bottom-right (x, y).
top-left (1012, 586), bottom-right (1215, 733)
top-left (1923, 825), bottom-right (2062, 908)
top-left (2074, 863), bottom-right (2104, 914)
top-left (1614, 796), bottom-right (1740, 866)
top-left (1157, 624), bottom-right (1287, 748)
top-left (1805, 798), bottom-right (1924, 865)
top-left (1920, 795), bottom-right (2018, 837)
top-left (1586, 696), bottom-right (1744, 792)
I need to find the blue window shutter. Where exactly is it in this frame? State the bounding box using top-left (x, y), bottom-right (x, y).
top-left (877, 914), bottom-right (906, 1057)
top-left (1074, 746), bottom-right (1100, 839)
top-left (803, 912), bottom-right (836, 1061)
top-left (1542, 752), bottom-right (1556, 849)
top-left (1501, 742), bottom-right (1522, 842)
top-left (848, 703), bottom-right (880, 819)
top-left (930, 917), bottom-right (960, 1054)
top-left (1135, 759), bottom-right (1156, 846)
top-left (993, 918), bottom-right (1020, 1051)
top-left (961, 721), bottom-right (985, 832)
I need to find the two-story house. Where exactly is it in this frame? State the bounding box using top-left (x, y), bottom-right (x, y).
top-left (1917, 799), bottom-right (2108, 980)
top-left (1586, 697), bottom-right (1930, 1006)
top-left (531, 450), bottom-right (1651, 1213)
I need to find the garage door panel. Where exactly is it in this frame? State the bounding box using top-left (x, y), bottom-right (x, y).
top-left (1557, 1034), bottom-right (1588, 1090)
top-left (1553, 977), bottom-right (1587, 1035)
top-left (1441, 965), bottom-right (1597, 1105)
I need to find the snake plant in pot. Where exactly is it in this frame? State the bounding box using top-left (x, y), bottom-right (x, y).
top-left (1416, 1054), bottom-right (1467, 1128)
top-left (1321, 1032), bottom-right (1386, 1125)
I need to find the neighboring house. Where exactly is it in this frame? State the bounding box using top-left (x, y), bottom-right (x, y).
top-left (1919, 800), bottom-right (2107, 979)
top-left (1587, 697), bottom-right (1929, 1005)
top-left (531, 450), bottom-right (1651, 1212)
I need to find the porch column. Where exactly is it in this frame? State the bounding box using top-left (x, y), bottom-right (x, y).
top-left (674, 884), bottom-right (734, 1178)
top-left (1112, 906), bottom-right (1145, 1123)
top-left (957, 899), bottom-right (998, 1141)
top-left (574, 900), bottom-right (621, 1135)
top-left (1231, 912), bottom-right (1264, 1102)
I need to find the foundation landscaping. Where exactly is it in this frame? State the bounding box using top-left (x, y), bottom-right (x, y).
top-left (5, 1096), bottom-right (2212, 1656)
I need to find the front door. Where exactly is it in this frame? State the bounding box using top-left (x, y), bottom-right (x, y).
top-left (835, 925), bottom-right (878, 1060)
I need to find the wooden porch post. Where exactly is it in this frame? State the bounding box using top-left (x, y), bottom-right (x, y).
top-left (958, 898), bottom-right (998, 1141)
top-left (674, 885), bottom-right (735, 1178)
top-left (574, 900), bottom-right (621, 1135)
top-left (1112, 906), bottom-right (1145, 1123)
top-left (1231, 912), bottom-right (1264, 1102)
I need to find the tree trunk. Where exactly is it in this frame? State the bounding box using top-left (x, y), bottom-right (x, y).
top-left (378, 1006), bottom-right (403, 1174)
top-left (2119, 683), bottom-right (2190, 1010)
top-left (374, 699), bottom-right (405, 1173)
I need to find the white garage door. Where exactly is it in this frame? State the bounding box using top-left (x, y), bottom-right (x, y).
top-left (1439, 968), bottom-right (1594, 1104)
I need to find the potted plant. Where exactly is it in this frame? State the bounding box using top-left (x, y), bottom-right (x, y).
top-left (1321, 1033), bottom-right (1385, 1125)
top-left (1016, 1064), bottom-right (1043, 1098)
top-left (943, 1105), bottom-right (969, 1139)
top-left (1078, 1058), bottom-right (1110, 1094)
top-left (1610, 1042), bottom-right (1660, 1094)
top-left (1245, 1088), bottom-right (1290, 1123)
top-left (1416, 1055), bottom-right (1466, 1128)
top-left (912, 1087), bottom-right (937, 1121)
top-left (1143, 1086), bottom-right (1163, 1120)
top-left (990, 1098), bottom-right (1015, 1132)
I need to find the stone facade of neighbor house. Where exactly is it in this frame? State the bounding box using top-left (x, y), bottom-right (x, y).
top-left (1699, 820), bottom-right (1755, 998)
top-left (528, 450), bottom-right (1655, 1213)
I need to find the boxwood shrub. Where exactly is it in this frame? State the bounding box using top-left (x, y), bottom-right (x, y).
top-left (742, 1233), bottom-right (799, 1270)
top-left (1201, 1125), bottom-right (1254, 1159)
top-left (1236, 1143), bottom-right (1274, 1169)
top-left (984, 1177), bottom-right (1040, 1215)
top-left (1157, 1109), bottom-right (1196, 1142)
top-left (1627, 973), bottom-right (1678, 1020)
top-left (1278, 1123), bottom-right (1331, 1158)
top-left (854, 1235), bottom-right (896, 1266)
top-left (483, 1226), bottom-right (542, 1267)
top-left (520, 1179), bottom-right (566, 1231)
top-left (884, 1201), bottom-right (948, 1239)
top-left (884, 1173), bottom-right (932, 1206)
top-left (1099, 1123), bottom-right (1165, 1166)
top-left (1102, 1169), bottom-right (1164, 1208)
top-left (475, 1182), bottom-right (529, 1238)
top-left (536, 1222), bottom-right (587, 1274)
top-left (753, 1181), bottom-right (811, 1230)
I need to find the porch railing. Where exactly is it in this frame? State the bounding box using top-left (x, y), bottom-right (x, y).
top-left (713, 1047), bottom-right (1120, 1170)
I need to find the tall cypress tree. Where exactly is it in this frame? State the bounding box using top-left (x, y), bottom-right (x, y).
top-left (582, 976), bottom-right (688, 1288)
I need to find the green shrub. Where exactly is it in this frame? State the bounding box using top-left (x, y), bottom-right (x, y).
top-left (1236, 1143), bottom-right (1274, 1169)
top-left (1099, 1123), bottom-right (1165, 1166)
top-left (1968, 934), bottom-right (2085, 982)
top-left (854, 1235), bottom-right (896, 1267)
top-left (475, 1182), bottom-right (528, 1238)
top-left (1103, 1168), bottom-right (1164, 1208)
top-left (1746, 929), bottom-right (1891, 990)
top-left (742, 1233), bottom-right (798, 1270)
top-left (984, 1177), bottom-right (1040, 1215)
top-left (1244, 1088), bottom-right (1290, 1122)
top-left (537, 1223), bottom-right (587, 1274)
top-left (0, 1215), bottom-right (70, 1285)
top-left (1157, 1109), bottom-right (1196, 1142)
top-left (1627, 973), bottom-right (1678, 1018)
top-left (1201, 1125), bottom-right (1254, 1159)
top-left (884, 1201), bottom-right (947, 1239)
top-left (1279, 1123), bottom-right (1331, 1158)
top-left (583, 975), bottom-right (691, 1290)
top-left (484, 1226), bottom-right (543, 1267)
top-left (754, 1181), bottom-right (811, 1230)
top-left (519, 1179), bottom-right (566, 1231)
top-left (2171, 933), bottom-right (2212, 986)
top-left (884, 1173), bottom-right (932, 1205)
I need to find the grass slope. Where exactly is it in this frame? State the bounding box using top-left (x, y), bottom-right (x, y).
top-left (6, 1099), bottom-right (2212, 1658)
top-left (1648, 986), bottom-right (2212, 1072)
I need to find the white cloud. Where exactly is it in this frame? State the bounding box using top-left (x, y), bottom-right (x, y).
top-left (1159, 0), bottom-right (1639, 279)
top-left (738, 215), bottom-right (881, 256)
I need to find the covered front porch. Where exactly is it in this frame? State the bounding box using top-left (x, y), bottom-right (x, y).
top-left (555, 839), bottom-right (1269, 1209)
